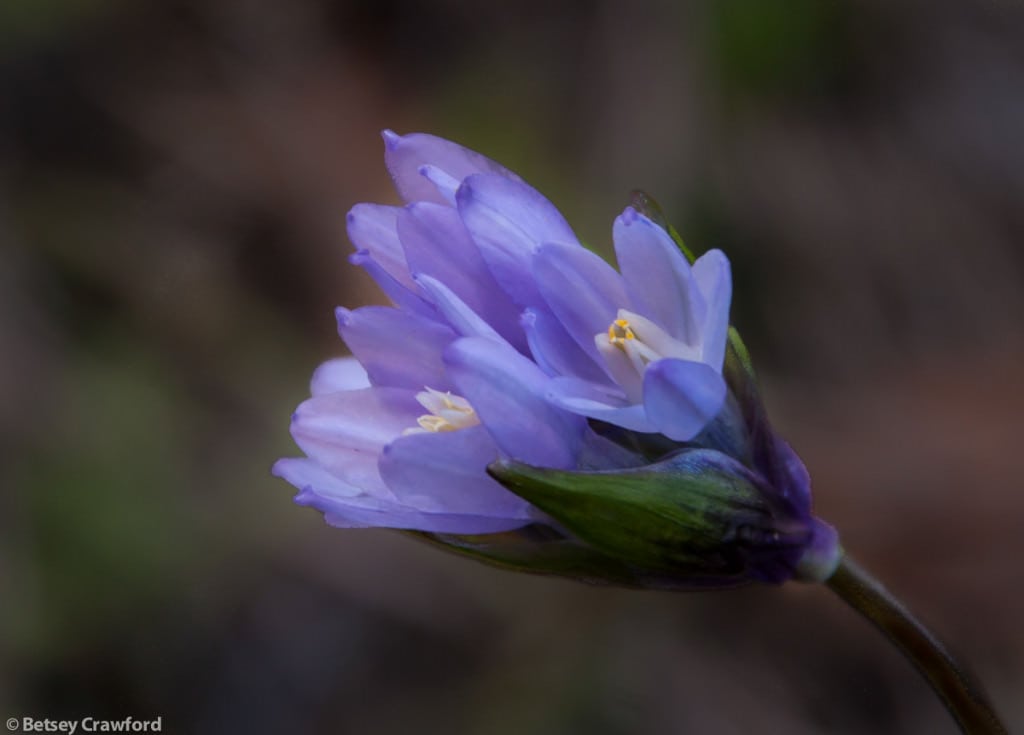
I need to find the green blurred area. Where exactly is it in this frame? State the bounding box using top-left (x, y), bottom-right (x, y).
top-left (3, 1), bottom-right (1024, 733)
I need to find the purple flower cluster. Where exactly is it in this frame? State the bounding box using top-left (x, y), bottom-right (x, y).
top-left (274, 131), bottom-right (838, 586)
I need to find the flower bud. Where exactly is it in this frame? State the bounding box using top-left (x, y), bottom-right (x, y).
top-left (482, 448), bottom-right (834, 588)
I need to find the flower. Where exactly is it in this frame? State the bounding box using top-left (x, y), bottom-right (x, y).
top-left (274, 131), bottom-right (840, 588)
top-left (525, 204), bottom-right (732, 442)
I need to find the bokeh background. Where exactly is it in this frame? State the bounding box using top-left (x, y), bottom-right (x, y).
top-left (3, 0), bottom-right (1023, 733)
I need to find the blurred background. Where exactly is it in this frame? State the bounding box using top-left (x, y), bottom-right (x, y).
top-left (2, 0), bottom-right (1023, 732)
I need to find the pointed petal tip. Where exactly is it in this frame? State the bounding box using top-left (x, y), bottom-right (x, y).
top-left (616, 206), bottom-right (661, 231)
top-left (381, 129), bottom-right (401, 150)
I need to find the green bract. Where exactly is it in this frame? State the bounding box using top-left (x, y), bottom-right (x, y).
top-left (488, 450), bottom-right (813, 588)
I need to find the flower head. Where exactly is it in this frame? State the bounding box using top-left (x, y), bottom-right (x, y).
top-left (274, 131), bottom-right (840, 588)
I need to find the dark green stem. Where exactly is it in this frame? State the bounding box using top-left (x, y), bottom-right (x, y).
top-left (825, 555), bottom-right (1007, 734)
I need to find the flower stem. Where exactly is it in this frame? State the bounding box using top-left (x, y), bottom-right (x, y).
top-left (825, 555), bottom-right (1007, 734)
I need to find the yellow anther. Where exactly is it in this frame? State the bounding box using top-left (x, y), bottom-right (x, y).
top-left (608, 318), bottom-right (637, 347)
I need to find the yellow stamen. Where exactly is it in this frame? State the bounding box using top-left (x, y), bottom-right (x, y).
top-left (608, 318), bottom-right (637, 348)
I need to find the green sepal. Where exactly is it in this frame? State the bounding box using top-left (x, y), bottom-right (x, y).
top-left (488, 449), bottom-right (809, 586)
top-left (406, 525), bottom-right (650, 588)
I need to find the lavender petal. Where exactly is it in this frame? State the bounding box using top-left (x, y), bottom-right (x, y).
top-left (444, 336), bottom-right (584, 469)
top-left (457, 173), bottom-right (578, 307)
top-left (691, 249), bottom-right (732, 370)
top-left (381, 425), bottom-right (533, 519)
top-left (383, 129), bottom-right (522, 205)
top-left (533, 241), bottom-right (630, 363)
top-left (613, 206), bottom-right (700, 344)
top-left (643, 359), bottom-right (728, 441)
top-left (336, 306), bottom-right (456, 391)
top-left (310, 357), bottom-right (370, 396)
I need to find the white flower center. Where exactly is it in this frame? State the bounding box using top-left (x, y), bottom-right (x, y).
top-left (596, 309), bottom-right (701, 403)
top-left (607, 317), bottom-right (662, 366)
top-left (404, 387), bottom-right (480, 435)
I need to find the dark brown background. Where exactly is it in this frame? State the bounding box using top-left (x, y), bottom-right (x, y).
top-left (2, 1), bottom-right (1023, 732)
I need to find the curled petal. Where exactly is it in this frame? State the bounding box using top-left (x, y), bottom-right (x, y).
top-left (643, 359), bottom-right (728, 441)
